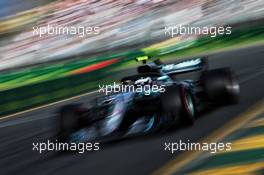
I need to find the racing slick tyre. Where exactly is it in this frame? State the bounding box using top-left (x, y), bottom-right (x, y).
top-left (161, 85), bottom-right (196, 126)
top-left (58, 104), bottom-right (81, 142)
top-left (201, 68), bottom-right (240, 104)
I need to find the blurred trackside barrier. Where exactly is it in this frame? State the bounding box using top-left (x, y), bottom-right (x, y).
top-left (0, 20), bottom-right (263, 117)
top-left (0, 50), bottom-right (143, 91)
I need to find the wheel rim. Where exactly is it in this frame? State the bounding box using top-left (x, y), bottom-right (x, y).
top-left (186, 93), bottom-right (195, 118)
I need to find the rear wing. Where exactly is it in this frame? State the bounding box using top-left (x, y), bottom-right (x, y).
top-left (161, 58), bottom-right (208, 75)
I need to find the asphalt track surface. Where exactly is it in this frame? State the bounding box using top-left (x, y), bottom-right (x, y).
top-left (0, 45), bottom-right (264, 175)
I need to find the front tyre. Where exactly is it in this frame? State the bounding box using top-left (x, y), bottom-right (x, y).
top-left (58, 104), bottom-right (81, 142)
top-left (161, 85), bottom-right (196, 126)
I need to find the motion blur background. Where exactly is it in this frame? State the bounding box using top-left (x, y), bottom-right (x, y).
top-left (0, 0), bottom-right (263, 116)
top-left (0, 0), bottom-right (263, 70)
top-left (0, 1), bottom-right (264, 174)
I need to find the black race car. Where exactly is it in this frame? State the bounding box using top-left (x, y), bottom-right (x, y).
top-left (57, 56), bottom-right (240, 143)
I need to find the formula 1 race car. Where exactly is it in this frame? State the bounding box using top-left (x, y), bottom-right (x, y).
top-left (57, 56), bottom-right (240, 143)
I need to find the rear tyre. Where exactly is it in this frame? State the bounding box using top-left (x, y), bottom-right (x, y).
top-left (201, 68), bottom-right (240, 104)
top-left (161, 85), bottom-right (196, 126)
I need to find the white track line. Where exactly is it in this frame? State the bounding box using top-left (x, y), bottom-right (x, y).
top-left (0, 90), bottom-right (99, 121)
